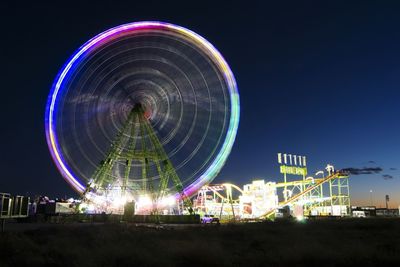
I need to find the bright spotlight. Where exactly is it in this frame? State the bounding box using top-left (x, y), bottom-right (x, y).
top-left (295, 215), bottom-right (305, 222)
top-left (138, 195), bottom-right (152, 206)
top-left (112, 196), bottom-right (127, 207)
top-left (161, 195), bottom-right (176, 206)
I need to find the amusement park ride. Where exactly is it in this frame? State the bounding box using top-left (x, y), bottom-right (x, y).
top-left (45, 21), bottom-right (239, 216)
top-left (45, 21), bottom-right (350, 221)
top-left (193, 154), bottom-right (350, 221)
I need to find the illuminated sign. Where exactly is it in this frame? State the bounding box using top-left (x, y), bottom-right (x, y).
top-left (280, 165), bottom-right (307, 176)
top-left (278, 153), bottom-right (308, 176)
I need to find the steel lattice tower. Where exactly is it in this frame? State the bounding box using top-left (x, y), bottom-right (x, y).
top-left (83, 104), bottom-right (193, 214)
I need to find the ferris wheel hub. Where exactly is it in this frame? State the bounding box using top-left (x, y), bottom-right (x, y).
top-left (131, 103), bottom-right (152, 120)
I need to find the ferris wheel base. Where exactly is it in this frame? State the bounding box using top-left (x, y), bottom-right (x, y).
top-left (82, 104), bottom-right (194, 215)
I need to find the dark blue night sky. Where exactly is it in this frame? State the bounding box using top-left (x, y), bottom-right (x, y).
top-left (1, 1), bottom-right (399, 207)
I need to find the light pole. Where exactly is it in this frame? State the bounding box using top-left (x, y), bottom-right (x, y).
top-left (369, 190), bottom-right (373, 207)
top-left (385, 195), bottom-right (389, 209)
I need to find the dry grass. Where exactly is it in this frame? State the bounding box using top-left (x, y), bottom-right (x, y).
top-left (1, 218), bottom-right (399, 267)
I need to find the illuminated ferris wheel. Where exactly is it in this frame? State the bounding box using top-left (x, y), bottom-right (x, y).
top-left (45, 21), bottom-right (239, 213)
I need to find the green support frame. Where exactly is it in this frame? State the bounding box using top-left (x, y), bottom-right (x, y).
top-left (329, 174), bottom-right (351, 216)
top-left (84, 104), bottom-right (193, 214)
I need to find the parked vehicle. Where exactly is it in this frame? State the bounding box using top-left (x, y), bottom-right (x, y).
top-left (201, 214), bottom-right (220, 224)
top-left (353, 210), bottom-right (366, 218)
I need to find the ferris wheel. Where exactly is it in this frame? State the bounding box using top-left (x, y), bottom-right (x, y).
top-left (45, 21), bottom-right (240, 213)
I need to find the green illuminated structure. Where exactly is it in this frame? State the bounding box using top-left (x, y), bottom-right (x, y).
top-left (329, 174), bottom-right (351, 213)
top-left (83, 104), bottom-right (193, 214)
top-left (262, 171), bottom-right (350, 219)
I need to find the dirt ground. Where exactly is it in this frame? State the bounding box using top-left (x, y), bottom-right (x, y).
top-left (1, 218), bottom-right (399, 267)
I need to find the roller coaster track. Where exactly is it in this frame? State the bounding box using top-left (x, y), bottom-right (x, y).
top-left (195, 183), bottom-right (243, 204)
top-left (261, 172), bottom-right (349, 219)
